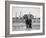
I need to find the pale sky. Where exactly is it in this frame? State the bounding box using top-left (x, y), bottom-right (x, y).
top-left (12, 7), bottom-right (40, 18)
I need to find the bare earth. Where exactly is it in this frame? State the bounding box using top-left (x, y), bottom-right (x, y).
top-left (12, 22), bottom-right (40, 31)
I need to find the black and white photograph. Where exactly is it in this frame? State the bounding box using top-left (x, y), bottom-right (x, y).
top-left (12, 6), bottom-right (40, 31)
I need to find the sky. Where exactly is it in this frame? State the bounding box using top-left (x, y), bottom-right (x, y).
top-left (12, 7), bottom-right (40, 18)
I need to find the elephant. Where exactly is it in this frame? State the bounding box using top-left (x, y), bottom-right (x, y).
top-left (23, 14), bottom-right (32, 29)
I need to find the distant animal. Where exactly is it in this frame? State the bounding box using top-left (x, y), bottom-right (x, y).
top-left (23, 15), bottom-right (32, 28)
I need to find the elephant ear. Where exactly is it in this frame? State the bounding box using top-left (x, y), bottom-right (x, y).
top-left (23, 14), bottom-right (28, 19)
top-left (27, 14), bottom-right (34, 19)
top-left (30, 15), bottom-right (34, 19)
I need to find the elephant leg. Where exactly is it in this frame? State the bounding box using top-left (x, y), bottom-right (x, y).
top-left (29, 23), bottom-right (32, 28)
